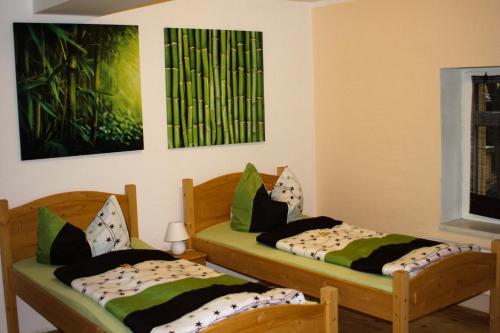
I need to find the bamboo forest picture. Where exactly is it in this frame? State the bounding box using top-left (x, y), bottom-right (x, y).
top-left (164, 28), bottom-right (265, 148)
top-left (13, 23), bottom-right (143, 160)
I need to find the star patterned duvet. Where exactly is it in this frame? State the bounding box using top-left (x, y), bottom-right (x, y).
top-left (256, 217), bottom-right (481, 277)
top-left (54, 249), bottom-right (304, 333)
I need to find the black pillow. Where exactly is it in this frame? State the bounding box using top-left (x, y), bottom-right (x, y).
top-left (249, 185), bottom-right (288, 232)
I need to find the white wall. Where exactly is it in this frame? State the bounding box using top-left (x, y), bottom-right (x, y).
top-left (0, 0), bottom-right (315, 331)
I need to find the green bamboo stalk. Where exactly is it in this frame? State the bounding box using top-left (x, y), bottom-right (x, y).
top-left (35, 99), bottom-right (42, 139)
top-left (209, 30), bottom-right (216, 144)
top-left (68, 54), bottom-right (77, 141)
top-left (256, 32), bottom-right (265, 141)
top-left (231, 31), bottom-right (239, 143)
top-left (250, 31), bottom-right (257, 142)
top-left (195, 29), bottom-right (205, 146)
top-left (164, 29), bottom-right (173, 148)
top-left (178, 29), bottom-right (188, 146)
top-left (61, 90), bottom-right (68, 141)
top-left (170, 29), bottom-right (181, 148)
top-left (245, 31), bottom-right (252, 142)
top-left (201, 29), bottom-right (211, 145)
top-left (212, 30), bottom-right (223, 145)
top-left (182, 29), bottom-right (193, 147)
top-left (23, 37), bottom-right (35, 135)
top-left (188, 29), bottom-right (198, 146)
top-left (27, 92), bottom-right (34, 133)
top-left (220, 30), bottom-right (229, 144)
top-left (226, 31), bottom-right (234, 144)
top-left (92, 25), bottom-right (103, 145)
top-left (69, 25), bottom-right (78, 141)
top-left (237, 31), bottom-right (246, 142)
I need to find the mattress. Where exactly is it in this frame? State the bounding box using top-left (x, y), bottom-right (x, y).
top-left (196, 222), bottom-right (393, 292)
top-left (13, 238), bottom-right (152, 333)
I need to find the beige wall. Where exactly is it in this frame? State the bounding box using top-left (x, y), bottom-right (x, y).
top-left (313, 0), bottom-right (500, 248)
top-left (0, 0), bottom-right (314, 331)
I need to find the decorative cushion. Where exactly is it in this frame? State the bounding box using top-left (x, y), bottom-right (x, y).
top-left (86, 195), bottom-right (131, 257)
top-left (271, 167), bottom-right (303, 222)
top-left (231, 163), bottom-right (288, 232)
top-left (36, 207), bottom-right (91, 265)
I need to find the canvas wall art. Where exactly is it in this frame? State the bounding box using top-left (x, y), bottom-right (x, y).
top-left (164, 28), bottom-right (265, 148)
top-left (13, 23), bottom-right (143, 160)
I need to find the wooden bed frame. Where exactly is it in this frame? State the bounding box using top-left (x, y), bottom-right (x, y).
top-left (0, 185), bottom-right (338, 333)
top-left (183, 168), bottom-right (500, 333)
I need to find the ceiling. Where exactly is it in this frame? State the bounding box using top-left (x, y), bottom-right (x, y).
top-left (33, 0), bottom-right (170, 16)
top-left (33, 0), bottom-right (339, 16)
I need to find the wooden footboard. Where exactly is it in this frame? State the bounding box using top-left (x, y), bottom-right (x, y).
top-left (391, 240), bottom-right (500, 333)
top-left (204, 287), bottom-right (338, 333)
top-left (408, 250), bottom-right (496, 320)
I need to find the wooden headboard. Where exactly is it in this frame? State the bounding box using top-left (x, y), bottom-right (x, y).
top-left (0, 184), bottom-right (138, 265)
top-left (182, 167), bottom-right (283, 247)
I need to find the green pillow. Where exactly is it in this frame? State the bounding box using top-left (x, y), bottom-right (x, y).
top-left (37, 207), bottom-right (91, 265)
top-left (231, 163), bottom-right (288, 232)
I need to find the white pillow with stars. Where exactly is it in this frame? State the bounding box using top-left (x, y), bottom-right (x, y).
top-left (271, 167), bottom-right (303, 222)
top-left (86, 195), bottom-right (131, 257)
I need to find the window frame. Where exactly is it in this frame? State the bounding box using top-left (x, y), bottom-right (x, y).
top-left (460, 68), bottom-right (500, 224)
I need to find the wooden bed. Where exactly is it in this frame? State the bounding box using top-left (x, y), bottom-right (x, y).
top-left (183, 168), bottom-right (500, 333)
top-left (0, 185), bottom-right (338, 333)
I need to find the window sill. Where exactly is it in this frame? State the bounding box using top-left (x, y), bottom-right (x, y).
top-left (441, 219), bottom-right (500, 240)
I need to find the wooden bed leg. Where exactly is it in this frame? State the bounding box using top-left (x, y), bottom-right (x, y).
top-left (491, 239), bottom-right (500, 333)
top-left (182, 178), bottom-right (195, 250)
top-left (320, 286), bottom-right (338, 333)
top-left (392, 271), bottom-right (409, 333)
top-left (0, 200), bottom-right (20, 333)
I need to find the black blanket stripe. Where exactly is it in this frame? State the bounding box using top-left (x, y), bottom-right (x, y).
top-left (124, 282), bottom-right (269, 333)
top-left (54, 249), bottom-right (175, 285)
top-left (350, 238), bottom-right (440, 274)
top-left (257, 216), bottom-right (343, 247)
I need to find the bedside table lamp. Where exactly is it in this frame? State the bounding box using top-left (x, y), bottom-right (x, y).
top-left (164, 221), bottom-right (189, 255)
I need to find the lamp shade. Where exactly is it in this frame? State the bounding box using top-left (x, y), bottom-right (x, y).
top-left (164, 222), bottom-right (189, 242)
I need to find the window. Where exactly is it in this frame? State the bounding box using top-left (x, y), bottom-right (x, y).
top-left (469, 75), bottom-right (500, 219)
top-left (440, 67), bottom-right (500, 231)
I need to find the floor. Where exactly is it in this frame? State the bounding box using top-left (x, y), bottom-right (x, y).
top-left (339, 305), bottom-right (489, 333)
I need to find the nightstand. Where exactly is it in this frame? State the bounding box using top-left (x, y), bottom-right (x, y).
top-left (170, 249), bottom-right (207, 265)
